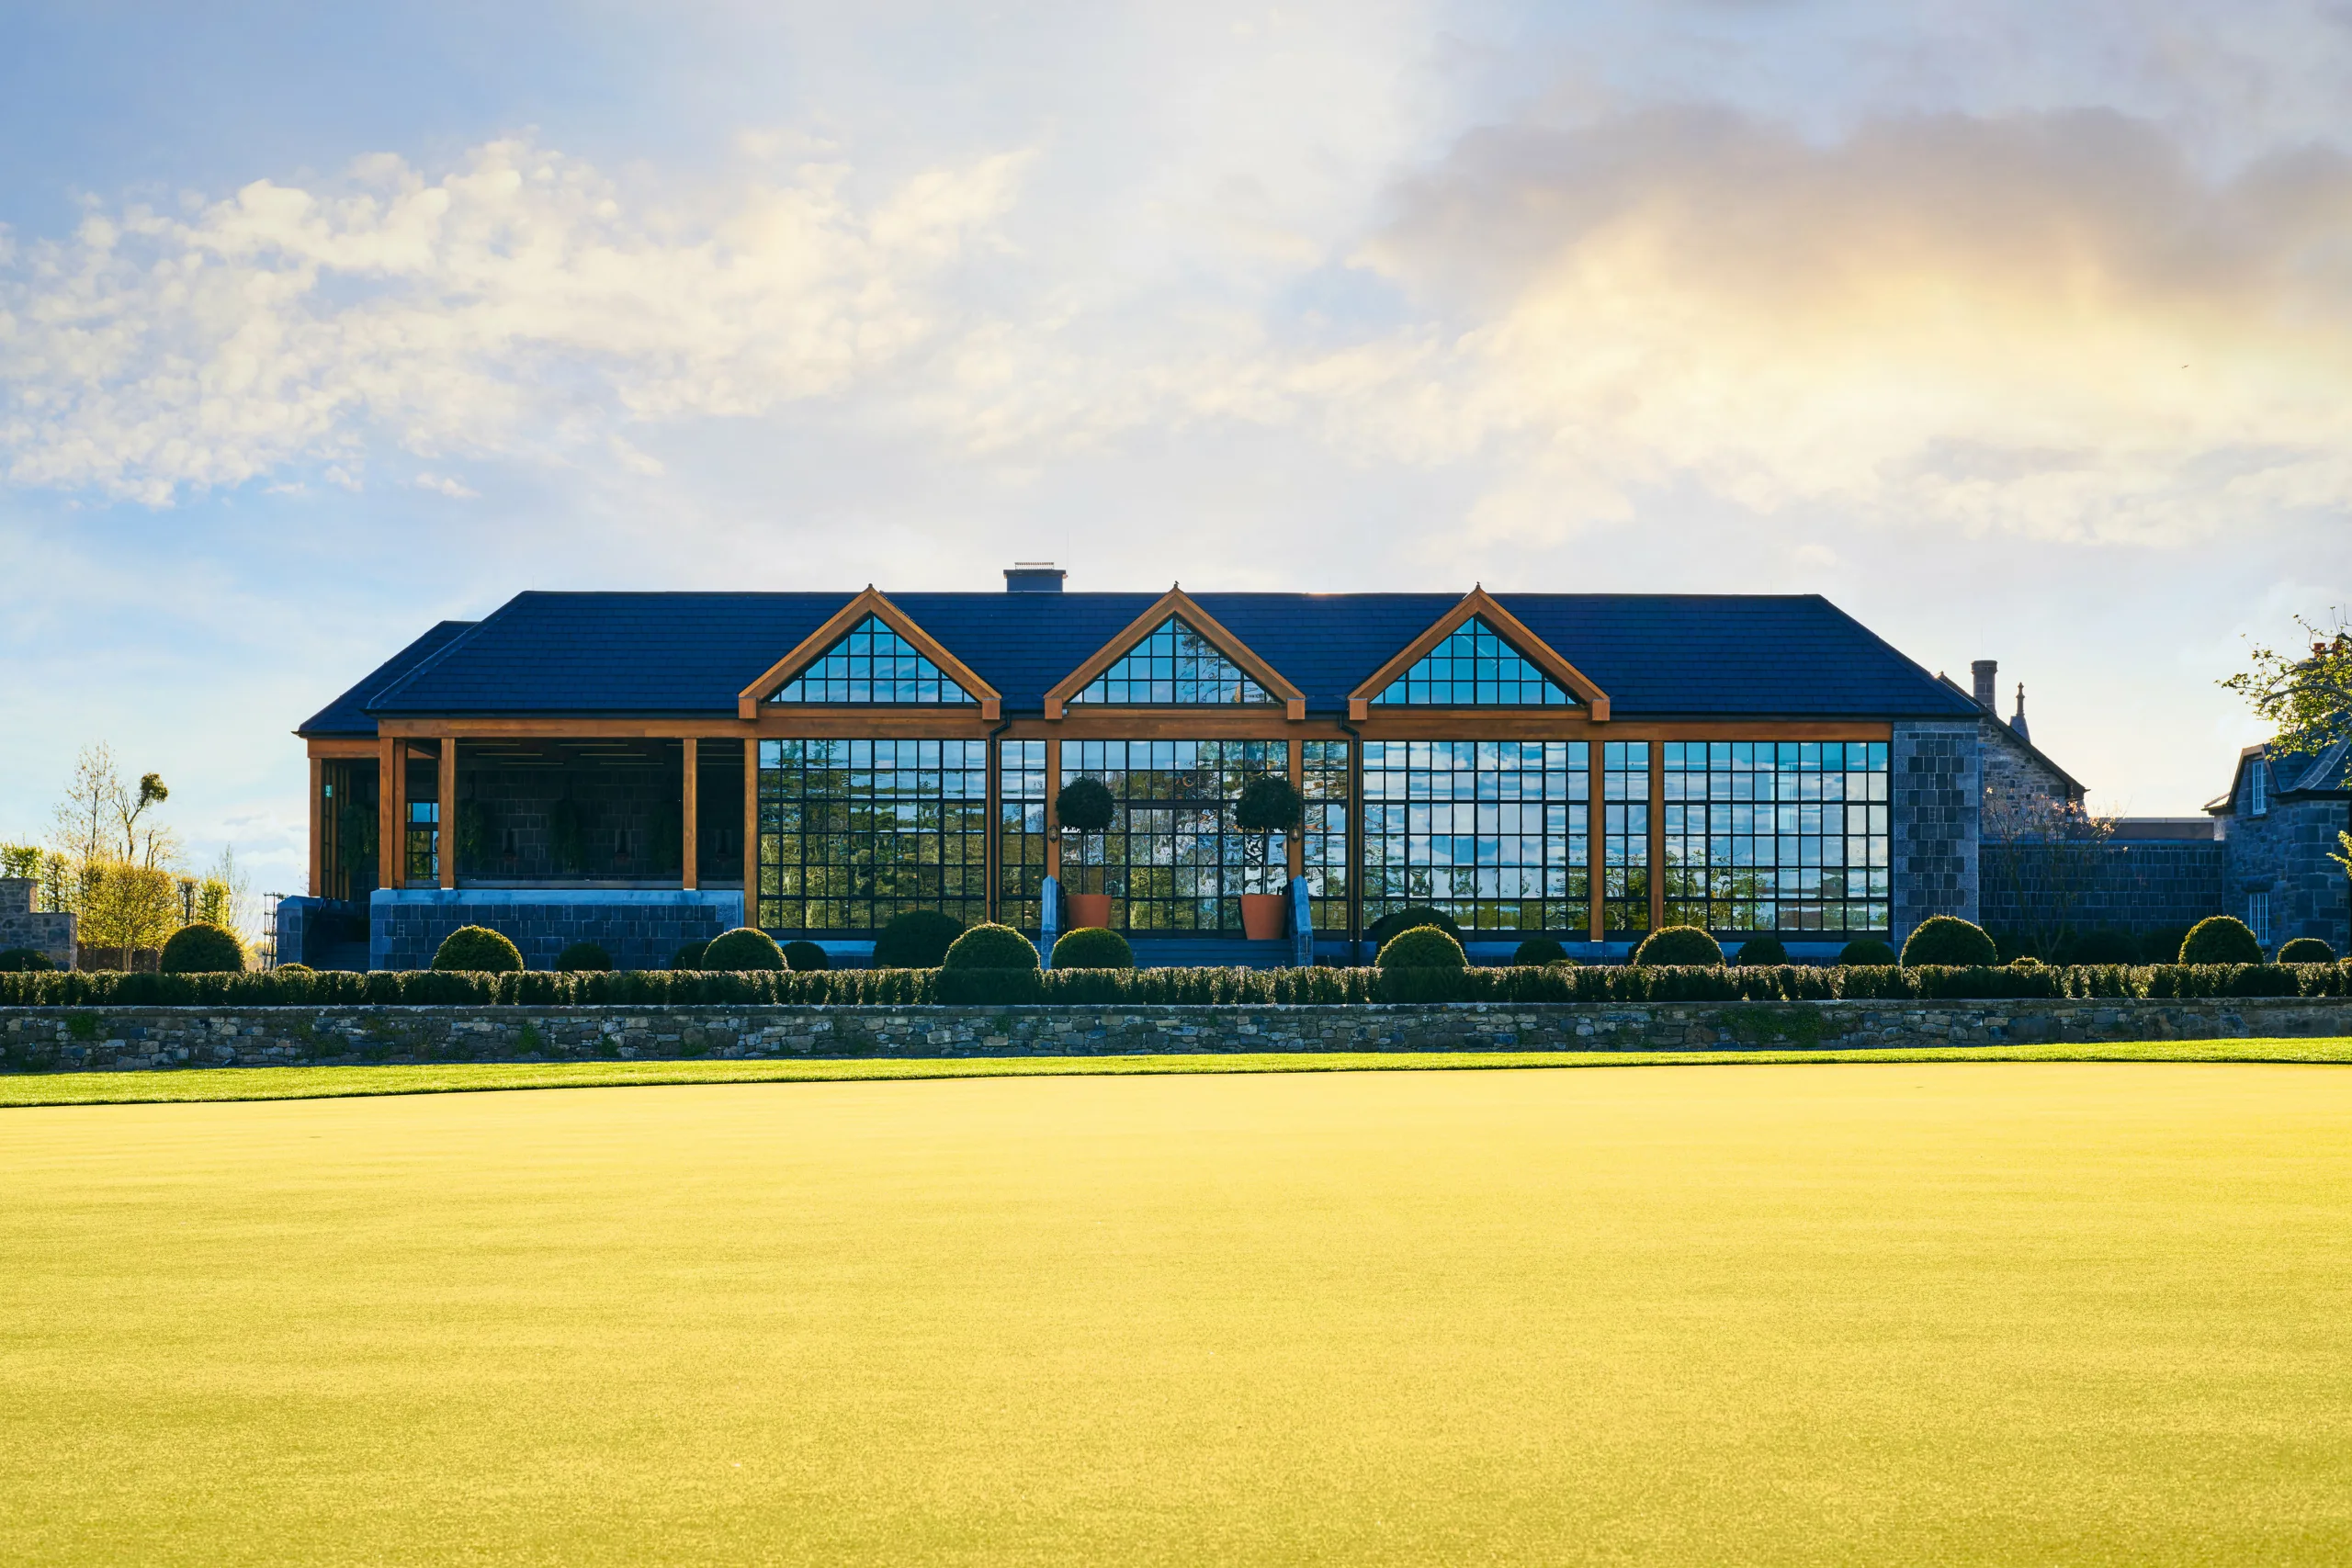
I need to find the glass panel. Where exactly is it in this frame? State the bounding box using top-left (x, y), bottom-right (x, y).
top-left (997, 739), bottom-right (1048, 934)
top-left (1601, 741), bottom-right (1649, 934)
top-left (1660, 739), bottom-right (1889, 935)
top-left (755, 739), bottom-right (990, 933)
top-left (1363, 740), bottom-right (1589, 933)
top-left (770, 615), bottom-right (975, 705)
top-left (1070, 618), bottom-right (1272, 705)
top-left (1059, 740), bottom-right (1287, 932)
top-left (1369, 615), bottom-right (1572, 707)
top-left (1300, 740), bottom-right (1351, 930)
top-left (405, 800), bottom-right (439, 886)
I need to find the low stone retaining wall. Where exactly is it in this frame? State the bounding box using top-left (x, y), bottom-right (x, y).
top-left (5, 997), bottom-right (2351, 1073)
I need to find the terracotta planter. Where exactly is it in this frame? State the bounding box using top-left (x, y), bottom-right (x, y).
top-left (1239, 892), bottom-right (1288, 941)
top-left (1063, 892), bottom-right (1114, 930)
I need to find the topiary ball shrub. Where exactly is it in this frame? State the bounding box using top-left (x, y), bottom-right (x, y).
top-left (1365, 906), bottom-right (1463, 948)
top-left (670, 939), bottom-right (707, 971)
top-left (1838, 938), bottom-right (1899, 966)
top-left (2179, 915), bottom-right (2263, 965)
top-left (0, 947), bottom-right (56, 972)
top-left (1052, 927), bottom-right (1135, 969)
top-left (1633, 925), bottom-right (1724, 967)
top-left (159, 921), bottom-right (247, 975)
top-left (701, 927), bottom-right (786, 971)
top-left (274, 962), bottom-right (315, 975)
top-left (554, 941), bottom-right (611, 973)
top-left (1900, 916), bottom-right (1997, 968)
top-left (1055, 777), bottom-right (1116, 833)
top-left (874, 909), bottom-right (966, 968)
top-left (1234, 774), bottom-right (1305, 834)
top-left (2278, 936), bottom-right (2336, 964)
top-left (1378, 927), bottom-right (1466, 969)
top-left (943, 923), bottom-right (1041, 971)
top-left (1513, 936), bottom-right (1568, 966)
top-left (432, 925), bottom-right (523, 973)
top-left (2007, 955), bottom-right (2045, 969)
top-left (783, 940), bottom-right (831, 972)
top-left (1734, 934), bottom-right (1789, 966)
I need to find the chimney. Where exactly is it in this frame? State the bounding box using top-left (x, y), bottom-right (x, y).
top-left (2010, 682), bottom-right (2031, 743)
top-left (1004, 562), bottom-right (1066, 593)
top-left (1971, 659), bottom-right (1997, 711)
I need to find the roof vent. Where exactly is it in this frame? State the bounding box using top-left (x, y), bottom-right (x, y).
top-left (1004, 562), bottom-right (1066, 593)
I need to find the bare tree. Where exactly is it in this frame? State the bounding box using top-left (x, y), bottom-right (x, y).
top-left (1982, 787), bottom-right (2115, 958)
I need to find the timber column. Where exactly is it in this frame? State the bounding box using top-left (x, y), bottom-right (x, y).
top-left (379, 738), bottom-right (403, 890)
top-left (438, 740), bottom-right (458, 889)
top-left (681, 739), bottom-right (699, 891)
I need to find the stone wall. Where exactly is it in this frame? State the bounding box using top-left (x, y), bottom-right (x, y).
top-left (0, 878), bottom-right (74, 969)
top-left (370, 888), bottom-right (746, 971)
top-left (2219, 796), bottom-right (2350, 952)
top-left (8, 996), bottom-right (2350, 1072)
top-left (1980, 718), bottom-right (2075, 818)
top-left (1892, 721), bottom-right (1980, 942)
top-left (1980, 840), bottom-right (2228, 940)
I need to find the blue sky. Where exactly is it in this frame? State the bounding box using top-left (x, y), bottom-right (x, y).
top-left (5, 0), bottom-right (2349, 899)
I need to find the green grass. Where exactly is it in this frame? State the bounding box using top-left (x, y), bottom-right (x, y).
top-left (3, 1064), bottom-right (2349, 1563)
top-left (6, 1034), bottom-right (2352, 1106)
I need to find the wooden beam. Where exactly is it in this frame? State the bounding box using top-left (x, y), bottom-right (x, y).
top-left (1647, 739), bottom-right (1666, 934)
top-left (741, 738), bottom-right (759, 926)
top-left (381, 739), bottom-right (404, 890)
top-left (308, 757), bottom-right (323, 898)
top-left (437, 739), bottom-right (458, 889)
top-left (1039, 587), bottom-right (1307, 721)
top-left (734, 587), bottom-right (1001, 721)
top-left (371, 713), bottom-right (1896, 743)
top-left (304, 738), bottom-right (381, 759)
top-left (681, 739), bottom-right (699, 892)
top-left (1347, 588), bottom-right (1611, 721)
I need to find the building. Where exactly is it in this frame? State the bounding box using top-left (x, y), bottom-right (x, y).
top-left (2207, 739), bottom-right (2351, 951)
top-left (287, 573), bottom-right (2024, 969)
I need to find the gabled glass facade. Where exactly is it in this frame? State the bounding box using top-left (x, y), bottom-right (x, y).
top-left (1370, 616), bottom-right (1572, 707)
top-left (770, 615), bottom-right (974, 705)
top-left (1071, 618), bottom-right (1272, 705)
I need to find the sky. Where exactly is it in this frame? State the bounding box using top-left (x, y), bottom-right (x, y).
top-left (4, 0), bottom-right (2349, 900)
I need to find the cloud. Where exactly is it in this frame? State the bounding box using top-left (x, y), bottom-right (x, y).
top-left (0, 138), bottom-right (1029, 503)
top-left (412, 471), bottom-right (478, 499)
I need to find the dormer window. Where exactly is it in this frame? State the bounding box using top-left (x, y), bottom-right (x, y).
top-left (769, 615), bottom-right (975, 705)
top-left (1370, 615), bottom-right (1573, 707)
top-left (2248, 760), bottom-right (2268, 817)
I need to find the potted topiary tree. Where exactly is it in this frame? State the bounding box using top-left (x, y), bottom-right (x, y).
top-left (1234, 774), bottom-right (1304, 941)
top-left (1055, 777), bottom-right (1117, 931)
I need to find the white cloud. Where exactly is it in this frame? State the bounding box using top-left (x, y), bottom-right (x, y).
top-left (412, 471), bottom-right (478, 499)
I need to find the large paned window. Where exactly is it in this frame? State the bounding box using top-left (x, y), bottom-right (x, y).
top-left (1300, 740), bottom-right (1351, 925)
top-left (1370, 616), bottom-right (1571, 707)
top-left (1601, 741), bottom-right (1650, 933)
top-left (405, 801), bottom-right (439, 886)
top-left (1363, 741), bottom-right (1589, 933)
top-left (1661, 742), bottom-right (1890, 934)
top-left (1071, 618), bottom-right (1272, 705)
top-left (756, 739), bottom-right (989, 932)
top-left (1059, 740), bottom-right (1287, 931)
top-left (770, 615), bottom-right (973, 705)
top-left (999, 740), bottom-right (1049, 932)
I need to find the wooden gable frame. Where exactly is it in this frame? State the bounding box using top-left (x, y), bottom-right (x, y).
top-left (1346, 588), bottom-right (1611, 722)
top-left (736, 587), bottom-right (1001, 721)
top-left (1041, 588), bottom-right (1307, 722)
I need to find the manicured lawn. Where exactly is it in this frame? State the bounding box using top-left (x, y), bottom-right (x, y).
top-left (4, 1064), bottom-right (2349, 1564)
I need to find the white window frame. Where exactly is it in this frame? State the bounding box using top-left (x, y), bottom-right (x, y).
top-left (2247, 892), bottom-right (2272, 945)
top-left (2248, 759), bottom-right (2268, 817)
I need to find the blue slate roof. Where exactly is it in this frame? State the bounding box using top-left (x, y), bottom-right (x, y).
top-left (300, 591), bottom-right (1982, 734)
top-left (299, 620), bottom-right (479, 737)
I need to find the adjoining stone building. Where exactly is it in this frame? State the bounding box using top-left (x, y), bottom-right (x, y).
top-left (0, 878), bottom-right (75, 969)
top-left (2207, 739), bottom-right (2351, 952)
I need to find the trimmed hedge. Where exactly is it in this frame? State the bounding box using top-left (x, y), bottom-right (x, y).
top-left (554, 942), bottom-right (611, 973)
top-left (702, 928), bottom-right (786, 971)
top-left (783, 940), bottom-right (831, 972)
top-left (1365, 906), bottom-right (1461, 947)
top-left (1900, 917), bottom-right (1996, 968)
top-left (2278, 936), bottom-right (2336, 964)
top-left (0, 947), bottom-right (58, 973)
top-left (432, 926), bottom-right (523, 974)
top-left (874, 910), bottom-right (965, 969)
top-left (671, 940), bottom-right (708, 971)
top-left (1838, 938), bottom-right (1898, 965)
top-left (1379, 927), bottom-right (1467, 970)
top-left (3, 960), bottom-right (2350, 1010)
top-left (943, 923), bottom-right (1040, 971)
top-left (160, 922), bottom-right (247, 975)
top-left (1512, 936), bottom-right (1569, 966)
top-left (1732, 935), bottom-right (1788, 966)
top-left (2181, 915), bottom-right (2264, 965)
top-left (1634, 926), bottom-right (1723, 967)
top-left (1052, 928), bottom-right (1135, 969)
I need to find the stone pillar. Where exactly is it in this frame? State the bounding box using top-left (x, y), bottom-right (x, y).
top-left (1892, 720), bottom-right (1982, 942)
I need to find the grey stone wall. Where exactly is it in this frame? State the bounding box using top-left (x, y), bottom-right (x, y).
top-left (0, 879), bottom-right (74, 968)
top-left (1981, 718), bottom-right (2075, 818)
top-left (1892, 722), bottom-right (1980, 942)
top-left (7, 996), bottom-right (2351, 1072)
top-left (1980, 840), bottom-right (2228, 938)
top-left (369, 889), bottom-right (746, 970)
top-left (2221, 796), bottom-right (2351, 951)
top-left (275, 897), bottom-right (368, 968)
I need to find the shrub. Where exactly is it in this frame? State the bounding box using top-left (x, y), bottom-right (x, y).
top-left (701, 927), bottom-right (786, 971)
top-left (158, 921), bottom-right (246, 975)
top-left (874, 909), bottom-right (966, 968)
top-left (2007, 955), bottom-right (2045, 969)
top-left (2278, 936), bottom-right (2336, 964)
top-left (1055, 778), bottom-right (1116, 833)
top-left (1234, 775), bottom-right (1305, 833)
top-left (1365, 906), bottom-right (1462, 947)
top-left (1900, 916), bottom-right (1996, 968)
top-left (1634, 926), bottom-right (1723, 967)
top-left (2180, 915), bottom-right (2263, 965)
top-left (1513, 936), bottom-right (1569, 966)
top-left (944, 923), bottom-right (1041, 970)
top-left (670, 939), bottom-right (707, 970)
top-left (1378, 927), bottom-right (1466, 969)
top-left (1838, 938), bottom-right (1898, 966)
top-left (0, 947), bottom-right (56, 972)
top-left (274, 963), bottom-right (314, 975)
top-left (432, 926), bottom-right (524, 973)
top-left (2065, 929), bottom-right (2139, 964)
top-left (1052, 927), bottom-right (1135, 969)
top-left (1733, 934), bottom-right (1788, 966)
top-left (554, 941), bottom-right (611, 973)
top-left (783, 940), bottom-right (831, 972)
